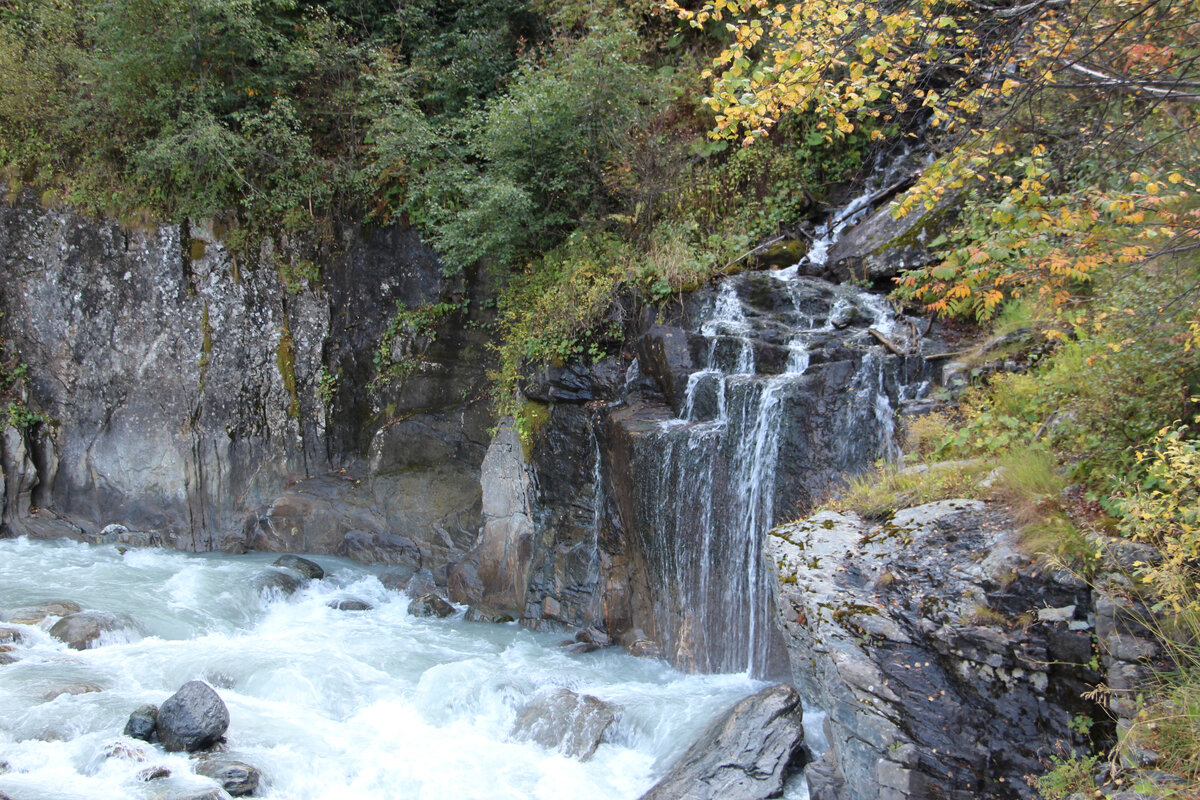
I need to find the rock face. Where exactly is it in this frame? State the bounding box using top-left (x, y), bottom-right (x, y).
top-left (510, 688), bottom-right (620, 761)
top-left (156, 681), bottom-right (230, 752)
top-left (770, 501), bottom-right (1101, 800)
top-left (638, 683), bottom-right (807, 800)
top-left (49, 611), bottom-right (142, 650)
top-left (0, 197), bottom-right (493, 562)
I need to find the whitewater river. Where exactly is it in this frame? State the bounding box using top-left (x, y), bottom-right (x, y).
top-left (0, 537), bottom-right (810, 800)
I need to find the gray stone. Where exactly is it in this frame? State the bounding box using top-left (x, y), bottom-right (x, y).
top-left (137, 765), bottom-right (171, 781)
top-left (124, 704), bottom-right (159, 743)
top-left (49, 611), bottom-right (142, 650)
top-left (327, 598), bottom-right (372, 611)
top-left (5, 600), bottom-right (82, 625)
top-left (510, 688), bottom-right (620, 761)
top-left (252, 569), bottom-right (301, 597)
top-left (195, 758), bottom-right (261, 797)
top-left (156, 681), bottom-right (230, 752)
top-left (271, 555), bottom-right (324, 580)
top-left (407, 593), bottom-right (454, 618)
top-left (404, 569), bottom-right (439, 599)
top-left (44, 683), bottom-right (103, 700)
top-left (638, 683), bottom-right (806, 800)
top-left (464, 606), bottom-right (515, 624)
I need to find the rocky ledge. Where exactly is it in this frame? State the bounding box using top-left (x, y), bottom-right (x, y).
top-left (770, 499), bottom-right (1103, 800)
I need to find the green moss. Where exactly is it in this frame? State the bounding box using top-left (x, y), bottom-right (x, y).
top-left (275, 316), bottom-right (300, 419)
top-left (517, 400), bottom-right (551, 460)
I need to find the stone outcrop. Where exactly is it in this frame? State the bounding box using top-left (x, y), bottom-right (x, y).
top-left (0, 196), bottom-right (493, 565)
top-left (770, 501), bottom-right (1101, 800)
top-left (509, 688), bottom-right (620, 761)
top-left (638, 683), bottom-right (807, 800)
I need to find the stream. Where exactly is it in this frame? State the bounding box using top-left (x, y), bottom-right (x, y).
top-left (0, 537), bottom-right (811, 800)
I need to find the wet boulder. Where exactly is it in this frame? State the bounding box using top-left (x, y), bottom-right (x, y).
top-left (156, 681), bottom-right (230, 752)
top-left (271, 555), bottom-right (324, 580)
top-left (124, 704), bottom-right (159, 743)
top-left (408, 593), bottom-right (455, 618)
top-left (464, 606), bottom-right (515, 623)
top-left (195, 758), bottom-right (262, 797)
top-left (510, 688), bottom-right (621, 761)
top-left (0, 627), bottom-right (23, 645)
top-left (404, 569), bottom-right (439, 598)
top-left (252, 569), bottom-right (301, 597)
top-left (49, 611), bottom-right (142, 650)
top-left (638, 683), bottom-right (807, 800)
top-left (327, 598), bottom-right (373, 611)
top-left (5, 600), bottom-right (82, 625)
top-left (44, 683), bottom-right (103, 700)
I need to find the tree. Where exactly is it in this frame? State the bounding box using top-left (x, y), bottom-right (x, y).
top-left (662, 0), bottom-right (1200, 320)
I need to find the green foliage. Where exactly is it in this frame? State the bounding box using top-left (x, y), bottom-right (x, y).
top-left (1032, 753), bottom-right (1099, 799)
top-left (373, 299), bottom-right (466, 388)
top-left (824, 459), bottom-right (991, 520)
top-left (0, 321), bottom-right (44, 431)
top-left (1116, 426), bottom-right (1200, 615)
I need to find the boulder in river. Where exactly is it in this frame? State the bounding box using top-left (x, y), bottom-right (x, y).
top-left (510, 688), bottom-right (620, 761)
top-left (327, 598), bottom-right (373, 611)
top-left (156, 681), bottom-right (230, 752)
top-left (178, 790), bottom-right (234, 800)
top-left (464, 606), bottom-right (515, 623)
top-left (124, 704), bottom-right (159, 743)
top-left (49, 611), bottom-right (141, 650)
top-left (252, 569), bottom-right (301, 597)
top-left (5, 600), bottom-right (82, 625)
top-left (638, 683), bottom-right (807, 800)
top-left (0, 627), bottom-right (23, 644)
top-left (195, 758), bottom-right (262, 797)
top-left (44, 683), bottom-right (103, 701)
top-left (407, 593), bottom-right (454, 618)
top-left (271, 555), bottom-right (324, 580)
top-left (379, 565), bottom-right (418, 592)
top-left (404, 569), bottom-right (438, 598)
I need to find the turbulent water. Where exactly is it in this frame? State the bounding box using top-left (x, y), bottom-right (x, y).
top-left (0, 537), bottom-right (782, 800)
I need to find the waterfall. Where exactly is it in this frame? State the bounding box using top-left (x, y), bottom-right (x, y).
top-left (607, 169), bottom-right (931, 679)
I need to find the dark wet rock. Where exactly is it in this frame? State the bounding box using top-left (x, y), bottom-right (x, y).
top-left (408, 593), bottom-right (455, 618)
top-left (639, 683), bottom-right (807, 800)
top-left (271, 555), bottom-right (324, 580)
top-left (404, 569), bottom-right (439, 599)
top-left (125, 704), bottom-right (159, 743)
top-left (44, 683), bottom-right (103, 700)
top-left (0, 653), bottom-right (16, 666)
top-left (510, 688), bottom-right (621, 761)
top-left (635, 324), bottom-right (697, 412)
top-left (520, 359), bottom-right (626, 404)
top-left (252, 569), bottom-right (301, 597)
top-left (622, 630), bottom-right (664, 659)
top-left (379, 565), bottom-right (418, 592)
top-left (825, 189), bottom-right (956, 285)
top-left (195, 758), bottom-right (262, 797)
top-left (5, 600), bottom-right (82, 625)
top-left (567, 642), bottom-right (601, 654)
top-left (464, 606), bottom-right (515, 623)
top-left (156, 681), bottom-right (230, 753)
top-left (327, 598), bottom-right (372, 611)
top-left (336, 530), bottom-right (426, 567)
top-left (49, 611), bottom-right (141, 650)
top-left (0, 627), bottom-right (21, 644)
top-left (138, 765), bottom-right (171, 781)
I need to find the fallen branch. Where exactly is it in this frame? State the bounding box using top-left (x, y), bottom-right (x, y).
top-left (868, 328), bottom-right (908, 356)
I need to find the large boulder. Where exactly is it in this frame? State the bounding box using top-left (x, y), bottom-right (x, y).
top-left (271, 555), bottom-right (324, 580)
top-left (156, 681), bottom-right (230, 752)
top-left (252, 569), bottom-right (301, 597)
top-left (195, 758), bottom-right (261, 797)
top-left (407, 593), bottom-right (454, 618)
top-left (49, 611), bottom-right (142, 650)
top-left (510, 688), bottom-right (621, 761)
top-left (638, 683), bottom-right (807, 800)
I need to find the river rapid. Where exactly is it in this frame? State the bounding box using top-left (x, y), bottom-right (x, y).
top-left (0, 537), bottom-right (786, 800)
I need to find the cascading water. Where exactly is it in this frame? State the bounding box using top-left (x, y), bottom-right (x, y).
top-left (0, 538), bottom-right (764, 800)
top-left (608, 164), bottom-right (930, 679)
